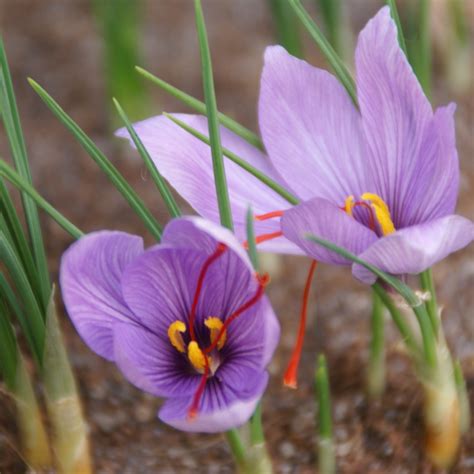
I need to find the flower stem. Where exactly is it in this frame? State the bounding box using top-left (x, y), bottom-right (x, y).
top-left (250, 402), bottom-right (265, 445)
top-left (367, 290), bottom-right (385, 399)
top-left (372, 283), bottom-right (418, 357)
top-left (225, 429), bottom-right (247, 468)
top-left (419, 269), bottom-right (439, 335)
top-left (315, 354), bottom-right (335, 474)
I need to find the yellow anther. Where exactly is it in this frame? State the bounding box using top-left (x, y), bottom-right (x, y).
top-left (205, 317), bottom-right (227, 350)
top-left (167, 321), bottom-right (186, 353)
top-left (361, 193), bottom-right (396, 235)
top-left (344, 195), bottom-right (355, 216)
top-left (188, 341), bottom-right (207, 373)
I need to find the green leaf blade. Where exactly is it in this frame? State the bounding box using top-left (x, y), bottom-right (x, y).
top-left (194, 0), bottom-right (233, 231)
top-left (28, 78), bottom-right (162, 241)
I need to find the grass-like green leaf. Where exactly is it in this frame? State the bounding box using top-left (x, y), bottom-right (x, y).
top-left (194, 0), bottom-right (233, 231)
top-left (0, 160), bottom-right (83, 240)
top-left (305, 233), bottom-right (436, 367)
top-left (245, 207), bottom-right (259, 271)
top-left (288, 0), bottom-right (358, 106)
top-left (0, 39), bottom-right (51, 309)
top-left (113, 99), bottom-right (181, 218)
top-left (0, 180), bottom-right (41, 293)
top-left (386, 0), bottom-right (408, 55)
top-left (164, 113), bottom-right (299, 205)
top-left (28, 78), bottom-right (162, 241)
top-left (136, 66), bottom-right (264, 151)
top-left (269, 0), bottom-right (304, 58)
top-left (0, 245), bottom-right (44, 367)
top-left (318, 0), bottom-right (343, 56)
top-left (0, 298), bottom-right (18, 388)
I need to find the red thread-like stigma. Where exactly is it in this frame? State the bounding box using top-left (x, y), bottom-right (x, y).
top-left (283, 260), bottom-right (317, 389)
top-left (189, 243), bottom-right (227, 341)
top-left (187, 361), bottom-right (210, 419)
top-left (243, 231), bottom-right (283, 249)
top-left (255, 210), bottom-right (284, 221)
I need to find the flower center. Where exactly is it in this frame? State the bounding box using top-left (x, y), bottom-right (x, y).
top-left (165, 242), bottom-right (269, 419)
top-left (344, 193), bottom-right (395, 236)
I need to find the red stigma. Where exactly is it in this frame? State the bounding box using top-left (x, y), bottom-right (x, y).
top-left (243, 231), bottom-right (283, 249)
top-left (187, 362), bottom-right (210, 419)
top-left (283, 260), bottom-right (317, 389)
top-left (189, 243), bottom-right (227, 341)
top-left (255, 210), bottom-right (284, 221)
top-left (203, 272), bottom-right (269, 355)
top-left (353, 201), bottom-right (376, 231)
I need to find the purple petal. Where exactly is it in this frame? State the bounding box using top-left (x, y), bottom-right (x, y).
top-left (113, 322), bottom-right (201, 398)
top-left (60, 231), bottom-right (143, 361)
top-left (158, 372), bottom-right (268, 433)
top-left (116, 114), bottom-right (300, 254)
top-left (353, 215), bottom-right (474, 284)
top-left (259, 45), bottom-right (367, 203)
top-left (121, 245), bottom-right (257, 338)
top-left (355, 7), bottom-right (433, 225)
top-left (398, 104), bottom-right (459, 226)
top-left (281, 198), bottom-right (378, 265)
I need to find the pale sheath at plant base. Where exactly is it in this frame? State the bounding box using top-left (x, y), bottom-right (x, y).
top-left (60, 216), bottom-right (279, 432)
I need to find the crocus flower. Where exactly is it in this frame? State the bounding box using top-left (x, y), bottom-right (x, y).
top-left (117, 7), bottom-right (473, 284)
top-left (60, 217), bottom-right (279, 433)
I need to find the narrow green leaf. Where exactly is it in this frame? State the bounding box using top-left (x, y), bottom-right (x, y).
top-left (0, 179), bottom-right (41, 294)
top-left (315, 354), bottom-right (336, 474)
top-left (245, 207), bottom-right (259, 271)
top-left (0, 268), bottom-right (43, 367)
top-left (269, 0), bottom-right (303, 58)
top-left (164, 113), bottom-right (299, 205)
top-left (288, 0), bottom-right (358, 105)
top-left (0, 39), bottom-right (51, 308)
top-left (0, 160), bottom-right (83, 240)
top-left (136, 66), bottom-right (264, 151)
top-left (28, 78), bottom-right (162, 241)
top-left (419, 268), bottom-right (438, 334)
top-left (367, 289), bottom-right (385, 399)
top-left (386, 0), bottom-right (408, 55)
top-left (194, 0), bottom-right (233, 231)
top-left (305, 233), bottom-right (436, 367)
top-left (0, 298), bottom-right (18, 388)
top-left (113, 98), bottom-right (181, 218)
top-left (318, 0), bottom-right (343, 56)
top-left (417, 0), bottom-right (432, 97)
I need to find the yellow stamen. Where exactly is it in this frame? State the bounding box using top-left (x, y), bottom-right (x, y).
top-left (167, 321), bottom-right (186, 353)
top-left (344, 195), bottom-right (355, 216)
top-left (188, 341), bottom-right (207, 373)
top-left (204, 317), bottom-right (227, 350)
top-left (361, 192), bottom-right (396, 235)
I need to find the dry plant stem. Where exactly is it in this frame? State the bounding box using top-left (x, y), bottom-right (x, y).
top-left (42, 288), bottom-right (92, 474)
top-left (454, 360), bottom-right (471, 435)
top-left (12, 353), bottom-right (52, 471)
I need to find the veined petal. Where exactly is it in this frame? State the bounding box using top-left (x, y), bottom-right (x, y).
top-left (353, 215), bottom-right (474, 284)
top-left (398, 104), bottom-right (459, 226)
top-left (113, 322), bottom-right (201, 398)
top-left (259, 45), bottom-right (367, 203)
top-left (116, 114), bottom-right (299, 254)
top-left (281, 198), bottom-right (378, 265)
top-left (158, 372), bottom-right (268, 433)
top-left (356, 7), bottom-right (433, 224)
top-left (60, 231), bottom-right (143, 360)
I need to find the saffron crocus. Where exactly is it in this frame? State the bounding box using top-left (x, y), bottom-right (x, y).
top-left (117, 7), bottom-right (473, 282)
top-left (60, 217), bottom-right (279, 433)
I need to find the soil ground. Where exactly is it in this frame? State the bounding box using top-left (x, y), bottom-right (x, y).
top-left (0, 1), bottom-right (473, 473)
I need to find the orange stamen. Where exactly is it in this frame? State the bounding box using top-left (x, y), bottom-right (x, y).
top-left (283, 260), bottom-right (317, 389)
top-left (243, 231), bottom-right (283, 249)
top-left (189, 243), bottom-right (227, 341)
top-left (255, 210), bottom-right (284, 221)
top-left (203, 272), bottom-right (269, 355)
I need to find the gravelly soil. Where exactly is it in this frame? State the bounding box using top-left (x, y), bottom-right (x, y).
top-left (0, 1), bottom-right (472, 473)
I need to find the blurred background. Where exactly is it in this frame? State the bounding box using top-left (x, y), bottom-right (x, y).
top-left (0, 1), bottom-right (472, 472)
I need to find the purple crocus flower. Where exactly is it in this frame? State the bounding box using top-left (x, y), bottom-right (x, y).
top-left (117, 7), bottom-right (473, 284)
top-left (60, 217), bottom-right (279, 433)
